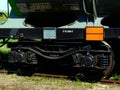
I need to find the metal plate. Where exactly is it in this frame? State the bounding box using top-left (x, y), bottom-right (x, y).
top-left (43, 27), bottom-right (56, 39)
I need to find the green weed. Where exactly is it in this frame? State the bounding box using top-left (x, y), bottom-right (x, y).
top-left (112, 73), bottom-right (120, 80)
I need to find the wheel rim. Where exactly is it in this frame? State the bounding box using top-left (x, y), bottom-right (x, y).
top-left (101, 41), bottom-right (115, 79)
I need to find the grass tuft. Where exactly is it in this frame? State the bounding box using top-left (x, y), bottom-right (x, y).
top-left (112, 73), bottom-right (120, 80)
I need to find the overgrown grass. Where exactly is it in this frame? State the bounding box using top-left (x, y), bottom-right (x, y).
top-left (0, 39), bottom-right (19, 55)
top-left (25, 76), bottom-right (69, 86)
top-left (24, 75), bottom-right (95, 88)
top-left (0, 44), bottom-right (10, 54)
top-left (0, 74), bottom-right (113, 90)
top-left (111, 73), bottom-right (120, 80)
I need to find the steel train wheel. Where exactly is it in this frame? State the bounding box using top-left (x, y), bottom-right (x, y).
top-left (74, 41), bottom-right (115, 81)
top-left (101, 41), bottom-right (115, 79)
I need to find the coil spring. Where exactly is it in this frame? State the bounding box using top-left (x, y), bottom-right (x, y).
top-left (8, 53), bottom-right (15, 63)
top-left (28, 53), bottom-right (38, 64)
top-left (99, 55), bottom-right (109, 69)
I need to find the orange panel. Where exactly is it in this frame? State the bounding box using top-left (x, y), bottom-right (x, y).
top-left (86, 27), bottom-right (104, 41)
top-left (86, 34), bottom-right (104, 41)
top-left (86, 27), bottom-right (104, 34)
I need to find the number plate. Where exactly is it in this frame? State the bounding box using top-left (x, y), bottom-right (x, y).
top-left (43, 27), bottom-right (56, 39)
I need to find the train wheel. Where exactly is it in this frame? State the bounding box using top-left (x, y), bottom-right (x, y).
top-left (101, 41), bottom-right (115, 79)
top-left (17, 64), bottom-right (37, 76)
top-left (73, 41), bottom-right (115, 81)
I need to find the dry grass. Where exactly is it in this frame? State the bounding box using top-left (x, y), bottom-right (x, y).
top-left (0, 74), bottom-right (119, 90)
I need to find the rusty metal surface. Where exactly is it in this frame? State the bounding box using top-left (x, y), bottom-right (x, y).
top-left (100, 79), bottom-right (120, 84)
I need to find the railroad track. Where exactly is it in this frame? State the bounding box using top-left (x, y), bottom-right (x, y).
top-left (0, 69), bottom-right (70, 79)
top-left (100, 79), bottom-right (120, 84)
top-left (0, 62), bottom-right (120, 84)
top-left (0, 69), bottom-right (120, 85)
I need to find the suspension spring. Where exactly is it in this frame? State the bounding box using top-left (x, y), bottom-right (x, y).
top-left (99, 55), bottom-right (109, 69)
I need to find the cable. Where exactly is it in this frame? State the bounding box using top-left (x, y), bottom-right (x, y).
top-left (82, 0), bottom-right (97, 18)
top-left (92, 0), bottom-right (97, 19)
top-left (0, 38), bottom-right (10, 47)
top-left (82, 0), bottom-right (91, 15)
